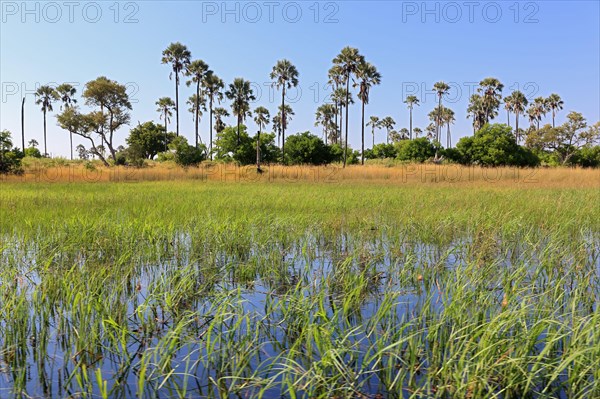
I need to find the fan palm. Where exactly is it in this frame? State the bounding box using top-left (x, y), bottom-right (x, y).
top-left (413, 127), bottom-right (423, 138)
top-left (213, 107), bottom-right (229, 134)
top-left (315, 104), bottom-right (337, 145)
top-left (467, 94), bottom-right (485, 134)
top-left (503, 94), bottom-right (514, 128)
top-left (253, 106), bottom-right (270, 168)
top-left (34, 85), bottom-right (58, 156)
top-left (185, 59), bottom-right (210, 147)
top-left (433, 81), bottom-right (450, 142)
top-left (477, 77), bottom-right (504, 124)
top-left (328, 65), bottom-right (344, 140)
top-left (404, 95), bottom-right (420, 139)
top-left (366, 116), bottom-right (380, 147)
top-left (355, 61), bottom-right (381, 164)
top-left (546, 93), bottom-right (564, 127)
top-left (333, 47), bottom-right (365, 167)
top-left (380, 116), bottom-right (395, 144)
top-left (56, 83), bottom-right (78, 159)
top-left (161, 42), bottom-right (191, 137)
top-left (203, 72), bottom-right (224, 160)
top-left (225, 78), bottom-right (255, 145)
top-left (511, 90), bottom-right (528, 141)
top-left (156, 97), bottom-right (175, 151)
top-left (270, 59), bottom-right (299, 163)
top-left (186, 94), bottom-right (206, 146)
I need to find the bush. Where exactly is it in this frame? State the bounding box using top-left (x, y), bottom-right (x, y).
top-left (455, 124), bottom-right (539, 167)
top-left (214, 125), bottom-right (279, 165)
top-left (329, 143), bottom-right (359, 165)
top-left (24, 147), bottom-right (42, 158)
top-left (284, 132), bottom-right (331, 165)
top-left (170, 136), bottom-right (206, 167)
top-left (396, 138), bottom-right (438, 162)
top-left (571, 146), bottom-right (600, 167)
top-left (0, 130), bottom-right (24, 174)
top-left (365, 143), bottom-right (397, 160)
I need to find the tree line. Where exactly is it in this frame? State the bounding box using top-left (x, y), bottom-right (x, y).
top-left (1, 43), bottom-right (599, 174)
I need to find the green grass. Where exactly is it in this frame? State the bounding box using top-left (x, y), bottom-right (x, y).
top-left (1, 180), bottom-right (598, 398)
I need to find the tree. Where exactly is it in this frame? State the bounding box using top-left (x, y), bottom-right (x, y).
top-left (441, 106), bottom-right (455, 148)
top-left (161, 42), bottom-right (191, 137)
top-left (366, 116), bottom-right (381, 147)
top-left (156, 97), bottom-right (175, 150)
top-left (284, 132), bottom-right (332, 165)
top-left (82, 76), bottom-right (132, 162)
top-left (187, 93), bottom-right (206, 146)
top-left (396, 137), bottom-right (437, 162)
top-left (34, 85), bottom-right (58, 156)
top-left (546, 94), bottom-right (564, 128)
top-left (203, 72), bottom-right (225, 160)
top-left (404, 95), bottom-right (420, 139)
top-left (315, 104), bottom-right (337, 145)
top-left (333, 47), bottom-right (365, 167)
top-left (511, 91), bottom-right (528, 142)
top-left (467, 94), bottom-right (485, 134)
top-left (528, 97), bottom-right (548, 131)
top-left (213, 107), bottom-right (229, 135)
top-left (355, 61), bottom-right (381, 165)
top-left (413, 127), bottom-right (423, 138)
top-left (253, 106), bottom-right (270, 168)
top-left (433, 81), bottom-right (450, 142)
top-left (455, 123), bottom-right (539, 166)
top-left (225, 78), bottom-right (255, 146)
top-left (270, 59), bottom-right (299, 163)
top-left (503, 94), bottom-right (513, 127)
top-left (0, 130), bottom-right (24, 174)
top-left (126, 121), bottom-right (175, 160)
top-left (380, 117), bottom-right (396, 144)
top-left (185, 59), bottom-right (210, 147)
top-left (214, 125), bottom-right (278, 165)
top-left (170, 136), bottom-right (206, 166)
top-left (276, 104), bottom-right (294, 151)
top-left (56, 107), bottom-right (109, 166)
top-left (56, 83), bottom-right (78, 159)
top-left (331, 87), bottom-right (354, 144)
top-left (328, 65), bottom-right (344, 141)
top-left (477, 77), bottom-right (503, 124)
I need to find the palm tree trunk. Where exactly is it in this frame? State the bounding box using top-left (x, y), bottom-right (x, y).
top-left (409, 108), bottom-right (413, 140)
top-left (281, 86), bottom-right (286, 163)
top-left (447, 123), bottom-right (450, 148)
top-left (195, 82), bottom-right (200, 147)
top-left (70, 131), bottom-right (73, 160)
top-left (21, 97), bottom-right (25, 151)
top-left (552, 110), bottom-right (555, 128)
top-left (339, 106), bottom-right (343, 144)
top-left (361, 99), bottom-right (365, 165)
top-left (43, 109), bottom-right (47, 156)
top-left (515, 112), bottom-right (520, 142)
top-left (209, 100), bottom-right (214, 160)
top-left (343, 75), bottom-right (350, 168)
top-left (164, 110), bottom-right (168, 151)
top-left (256, 125), bottom-right (261, 169)
top-left (372, 127), bottom-right (375, 148)
top-left (237, 115), bottom-right (241, 145)
top-left (437, 95), bottom-right (442, 142)
top-left (175, 72), bottom-right (180, 136)
top-left (507, 110), bottom-right (510, 127)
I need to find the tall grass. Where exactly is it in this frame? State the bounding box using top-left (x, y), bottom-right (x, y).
top-left (0, 177), bottom-right (598, 398)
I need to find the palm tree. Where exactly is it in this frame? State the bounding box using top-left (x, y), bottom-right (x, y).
top-left (425, 123), bottom-right (436, 141)
top-left (253, 106), bottom-right (270, 169)
top-left (185, 59), bottom-right (210, 147)
top-left (511, 91), bottom-right (528, 142)
top-left (270, 59), bottom-right (299, 163)
top-left (156, 97), bottom-right (175, 152)
top-left (477, 77), bottom-right (504, 124)
top-left (433, 81), bottom-right (450, 142)
top-left (328, 65), bottom-right (344, 140)
top-left (467, 94), bottom-right (485, 134)
top-left (413, 127), bottom-right (423, 138)
top-left (546, 93), bottom-right (564, 128)
top-left (161, 42), bottom-right (191, 137)
top-left (34, 85), bottom-right (58, 156)
top-left (441, 107), bottom-right (455, 148)
top-left (315, 104), bottom-right (337, 145)
top-left (272, 114), bottom-right (282, 146)
top-left (56, 83), bottom-right (78, 159)
top-left (355, 61), bottom-right (381, 165)
top-left (332, 88), bottom-right (354, 143)
top-left (503, 94), bottom-right (514, 128)
top-left (225, 78), bottom-right (255, 145)
top-left (380, 117), bottom-right (395, 144)
top-left (203, 72), bottom-right (224, 160)
top-left (530, 97), bottom-right (549, 130)
top-left (404, 95), bottom-right (420, 139)
top-left (213, 107), bottom-right (229, 134)
top-left (333, 47), bottom-right (365, 167)
top-left (276, 104), bottom-right (295, 147)
top-left (187, 94), bottom-right (206, 146)
top-left (366, 116), bottom-right (380, 147)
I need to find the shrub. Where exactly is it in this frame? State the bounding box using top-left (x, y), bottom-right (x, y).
top-left (284, 132), bottom-right (331, 165)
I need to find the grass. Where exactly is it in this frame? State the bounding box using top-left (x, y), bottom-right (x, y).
top-left (1, 167), bottom-right (599, 398)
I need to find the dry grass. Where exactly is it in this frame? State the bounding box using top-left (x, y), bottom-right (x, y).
top-left (2, 160), bottom-right (599, 188)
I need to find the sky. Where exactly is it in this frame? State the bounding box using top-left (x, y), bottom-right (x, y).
top-left (1, 0), bottom-right (599, 157)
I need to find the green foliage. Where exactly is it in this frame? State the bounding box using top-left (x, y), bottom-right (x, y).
top-left (329, 143), bottom-right (359, 165)
top-left (396, 138), bottom-right (438, 162)
top-left (364, 143), bottom-right (397, 160)
top-left (214, 125), bottom-right (279, 165)
top-left (455, 124), bottom-right (539, 166)
top-left (126, 121), bottom-right (175, 160)
top-left (571, 145), bottom-right (600, 167)
top-left (284, 132), bottom-right (331, 165)
top-left (169, 136), bottom-right (206, 166)
top-left (0, 130), bottom-right (24, 174)
top-left (24, 147), bottom-right (42, 158)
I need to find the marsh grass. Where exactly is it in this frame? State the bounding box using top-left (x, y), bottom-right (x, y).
top-left (0, 178), bottom-right (598, 398)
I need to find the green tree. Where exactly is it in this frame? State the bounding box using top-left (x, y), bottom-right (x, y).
top-left (511, 91), bottom-right (529, 142)
top-left (126, 121), bottom-right (175, 160)
top-left (396, 137), bottom-right (438, 162)
top-left (467, 94), bottom-right (485, 134)
top-left (328, 65), bottom-right (344, 141)
top-left (156, 97), bottom-right (175, 146)
top-left (315, 104), bottom-right (337, 145)
top-left (404, 95), bottom-right (420, 139)
top-left (546, 93), bottom-right (564, 128)
top-left (380, 117), bottom-right (396, 144)
top-left (56, 107), bottom-right (109, 166)
top-left (203, 72), bottom-right (225, 160)
top-left (433, 81), bottom-right (450, 142)
top-left (503, 94), bottom-right (513, 127)
top-left (0, 130), bottom-right (24, 174)
top-left (253, 106), bottom-right (270, 168)
top-left (214, 125), bottom-right (278, 165)
top-left (56, 83), bottom-right (78, 159)
top-left (477, 77), bottom-right (503, 124)
top-left (170, 136), bottom-right (206, 166)
top-left (213, 107), bottom-right (229, 135)
top-left (187, 93), bottom-right (207, 146)
top-left (355, 61), bottom-right (381, 165)
top-left (185, 59), bottom-right (210, 147)
top-left (333, 47), bottom-right (365, 167)
top-left (413, 127), bottom-right (423, 138)
top-left (366, 116), bottom-right (381, 148)
top-left (270, 59), bottom-right (299, 162)
top-left (34, 85), bottom-right (58, 156)
top-left (225, 78), bottom-right (255, 146)
top-left (161, 42), bottom-right (191, 137)
top-left (82, 76), bottom-right (132, 162)
top-left (284, 131), bottom-right (331, 165)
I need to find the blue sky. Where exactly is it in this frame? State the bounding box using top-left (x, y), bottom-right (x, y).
top-left (1, 1), bottom-right (599, 156)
